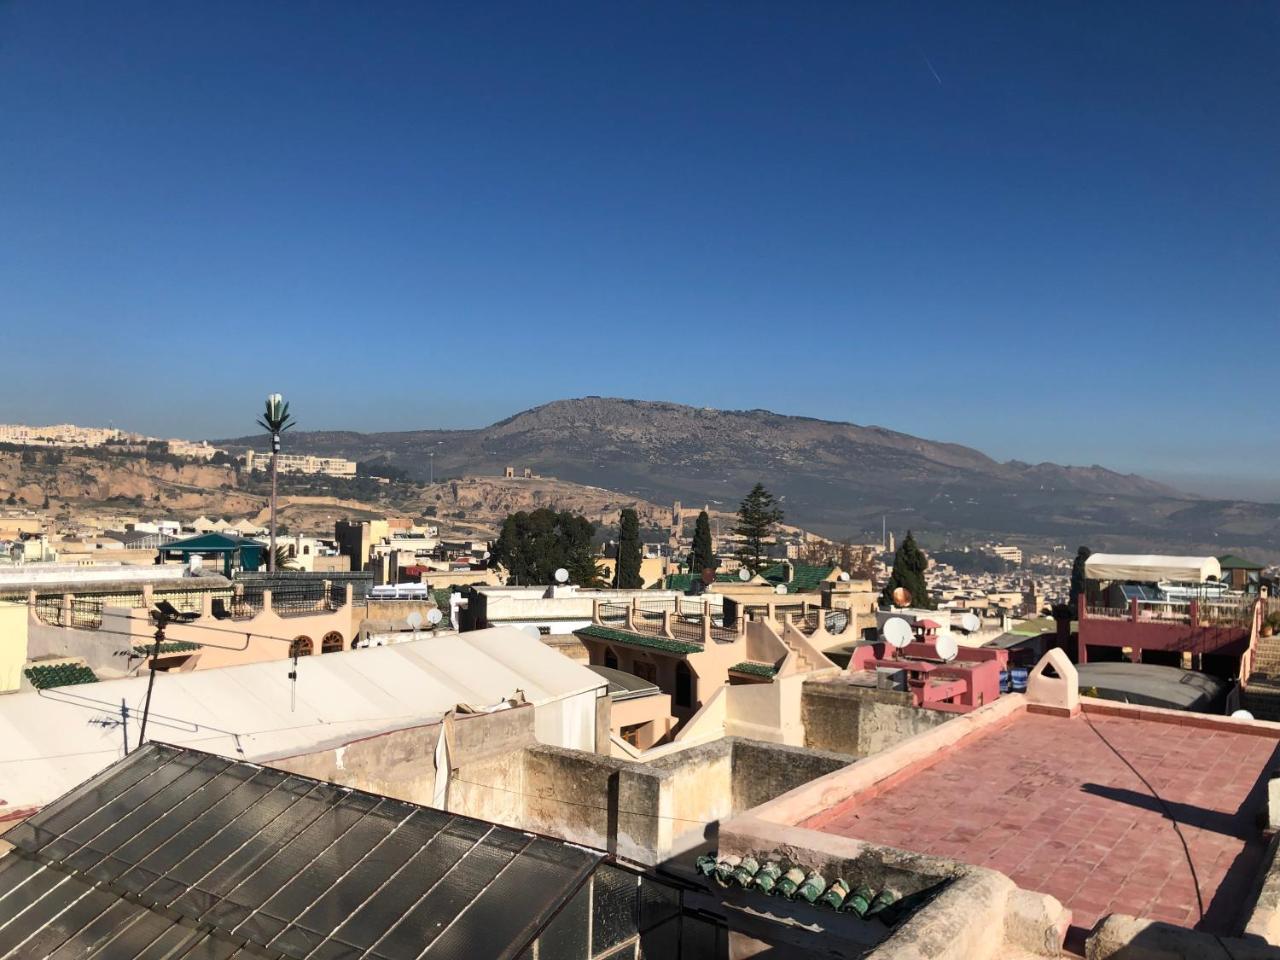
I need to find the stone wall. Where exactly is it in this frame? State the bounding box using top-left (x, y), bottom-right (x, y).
top-left (729, 738), bottom-right (853, 812)
top-left (802, 680), bottom-right (952, 757)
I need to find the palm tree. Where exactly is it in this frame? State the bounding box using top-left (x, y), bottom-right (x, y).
top-left (256, 394), bottom-right (295, 572)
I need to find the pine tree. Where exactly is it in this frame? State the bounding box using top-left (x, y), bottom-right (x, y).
top-left (734, 483), bottom-right (783, 575)
top-left (614, 508), bottom-right (643, 588)
top-left (1068, 546), bottom-right (1092, 615)
top-left (690, 511), bottom-right (716, 580)
top-left (881, 531), bottom-right (933, 609)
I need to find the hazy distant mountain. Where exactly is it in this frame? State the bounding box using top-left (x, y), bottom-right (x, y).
top-left (220, 397), bottom-right (1280, 552)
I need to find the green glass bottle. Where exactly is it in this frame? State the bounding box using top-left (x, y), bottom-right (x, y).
top-left (845, 884), bottom-right (875, 917)
top-left (752, 862), bottom-right (782, 894)
top-left (819, 878), bottom-right (849, 910)
top-left (865, 888), bottom-right (898, 919)
top-left (695, 855), bottom-right (717, 877)
top-left (731, 856), bottom-right (760, 887)
top-left (797, 871), bottom-right (827, 904)
top-left (775, 866), bottom-right (807, 899)
top-left (714, 855), bottom-right (741, 887)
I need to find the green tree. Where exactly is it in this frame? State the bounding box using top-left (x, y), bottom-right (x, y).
top-left (881, 531), bottom-right (933, 609)
top-left (613, 508), bottom-right (643, 588)
top-left (490, 508), bottom-right (604, 586)
top-left (734, 483), bottom-right (783, 575)
top-left (1068, 546), bottom-right (1092, 615)
top-left (690, 510), bottom-right (717, 580)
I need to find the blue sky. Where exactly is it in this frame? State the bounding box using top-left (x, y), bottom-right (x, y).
top-left (1, 2), bottom-right (1277, 498)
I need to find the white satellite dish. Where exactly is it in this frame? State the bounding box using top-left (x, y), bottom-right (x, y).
top-left (739, 569), bottom-right (751, 582)
top-left (839, 572), bottom-right (851, 582)
top-left (960, 612), bottom-right (981, 633)
top-left (483, 551), bottom-right (491, 560)
top-left (935, 633), bottom-right (959, 662)
top-left (774, 584), bottom-right (787, 596)
top-left (554, 568), bottom-right (569, 584)
top-left (883, 617), bottom-right (913, 649)
top-left (427, 608), bottom-right (443, 625)
top-left (406, 611), bottom-right (423, 629)
top-left (1232, 709), bottom-right (1255, 721)
top-left (523, 624), bottom-right (542, 639)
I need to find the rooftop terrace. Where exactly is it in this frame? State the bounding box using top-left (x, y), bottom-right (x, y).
top-left (802, 705), bottom-right (1280, 943)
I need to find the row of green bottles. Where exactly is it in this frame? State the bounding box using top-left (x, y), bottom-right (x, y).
top-left (752, 862), bottom-right (782, 894)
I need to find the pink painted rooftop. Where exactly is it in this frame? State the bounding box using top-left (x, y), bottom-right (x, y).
top-left (802, 708), bottom-right (1280, 940)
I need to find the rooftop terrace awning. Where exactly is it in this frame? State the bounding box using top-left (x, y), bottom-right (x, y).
top-left (1084, 553), bottom-right (1221, 584)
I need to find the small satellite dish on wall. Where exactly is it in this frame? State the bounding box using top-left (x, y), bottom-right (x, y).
top-left (554, 568), bottom-right (569, 584)
top-left (891, 586), bottom-right (913, 608)
top-left (406, 611), bottom-right (423, 629)
top-left (774, 584), bottom-right (787, 596)
top-left (960, 612), bottom-right (981, 633)
top-left (839, 572), bottom-right (851, 582)
top-left (935, 633), bottom-right (959, 663)
top-left (739, 569), bottom-right (751, 582)
top-left (883, 617), bottom-right (912, 649)
top-left (1232, 709), bottom-right (1255, 721)
top-left (427, 608), bottom-right (443, 625)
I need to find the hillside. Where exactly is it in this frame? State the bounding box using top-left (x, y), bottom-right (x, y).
top-left (219, 397), bottom-right (1280, 555)
top-left (0, 448), bottom-right (707, 540)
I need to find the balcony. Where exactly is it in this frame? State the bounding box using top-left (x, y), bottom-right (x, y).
top-left (1078, 595), bottom-right (1257, 662)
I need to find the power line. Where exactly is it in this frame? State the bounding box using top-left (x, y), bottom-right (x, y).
top-left (447, 773), bottom-right (715, 826)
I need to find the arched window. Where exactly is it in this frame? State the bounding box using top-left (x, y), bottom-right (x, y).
top-left (321, 632), bottom-right (343, 653)
top-left (290, 636), bottom-right (313, 658)
top-left (675, 662), bottom-right (693, 709)
top-left (604, 647), bottom-right (618, 670)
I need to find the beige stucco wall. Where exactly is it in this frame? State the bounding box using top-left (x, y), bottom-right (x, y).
top-left (0, 599), bottom-right (29, 692)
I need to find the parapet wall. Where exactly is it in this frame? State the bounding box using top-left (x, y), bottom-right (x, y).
top-left (802, 679), bottom-right (953, 757)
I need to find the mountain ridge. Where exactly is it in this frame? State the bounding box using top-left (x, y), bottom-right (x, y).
top-left (210, 396), bottom-right (1280, 554)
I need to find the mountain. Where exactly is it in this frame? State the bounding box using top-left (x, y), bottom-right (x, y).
top-left (219, 398), bottom-right (1280, 554)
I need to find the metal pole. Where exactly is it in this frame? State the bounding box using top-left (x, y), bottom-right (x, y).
top-left (138, 620), bottom-right (165, 749)
top-left (121, 698), bottom-right (129, 755)
top-left (269, 432), bottom-right (279, 572)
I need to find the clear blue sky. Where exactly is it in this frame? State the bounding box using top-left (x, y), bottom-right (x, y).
top-left (1, 2), bottom-right (1277, 498)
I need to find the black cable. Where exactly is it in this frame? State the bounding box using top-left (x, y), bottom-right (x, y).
top-left (1081, 711), bottom-right (1238, 960)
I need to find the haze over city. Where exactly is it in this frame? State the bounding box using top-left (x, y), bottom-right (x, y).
top-left (2, 1), bottom-right (1278, 498)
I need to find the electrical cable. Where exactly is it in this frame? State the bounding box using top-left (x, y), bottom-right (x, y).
top-left (1081, 711), bottom-right (1238, 960)
top-left (447, 772), bottom-right (716, 826)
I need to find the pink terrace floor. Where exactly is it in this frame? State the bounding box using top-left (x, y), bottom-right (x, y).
top-left (803, 712), bottom-right (1280, 937)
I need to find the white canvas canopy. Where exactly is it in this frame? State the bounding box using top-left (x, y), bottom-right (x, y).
top-left (1084, 553), bottom-right (1221, 584)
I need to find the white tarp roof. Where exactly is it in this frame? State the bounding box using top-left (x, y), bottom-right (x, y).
top-left (1084, 554), bottom-right (1222, 584)
top-left (0, 627), bottom-right (605, 814)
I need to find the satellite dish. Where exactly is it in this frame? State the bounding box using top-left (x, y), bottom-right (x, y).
top-left (406, 611), bottom-right (423, 629)
top-left (427, 608), bottom-right (443, 625)
top-left (1232, 709), bottom-right (1255, 721)
top-left (774, 584), bottom-right (787, 596)
top-left (554, 568), bottom-right (569, 584)
top-left (523, 625), bottom-right (542, 639)
top-left (483, 550), bottom-right (491, 560)
top-left (935, 633), bottom-right (959, 662)
top-left (891, 586), bottom-right (913, 608)
top-left (738, 569), bottom-right (751, 582)
top-left (883, 617), bottom-right (912, 649)
top-left (839, 572), bottom-right (851, 582)
top-left (960, 612), bottom-right (981, 633)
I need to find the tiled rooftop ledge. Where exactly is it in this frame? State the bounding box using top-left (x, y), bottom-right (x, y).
top-left (720, 690), bottom-right (1280, 958)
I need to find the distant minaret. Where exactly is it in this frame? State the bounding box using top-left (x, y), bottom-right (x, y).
top-left (887, 531), bottom-right (896, 554)
top-left (882, 516), bottom-right (886, 550)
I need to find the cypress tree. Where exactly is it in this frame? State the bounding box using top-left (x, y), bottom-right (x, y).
top-left (614, 508), bottom-right (643, 588)
top-left (690, 511), bottom-right (716, 580)
top-left (734, 483), bottom-right (783, 575)
top-left (880, 531), bottom-right (933, 609)
top-left (1068, 546), bottom-right (1092, 615)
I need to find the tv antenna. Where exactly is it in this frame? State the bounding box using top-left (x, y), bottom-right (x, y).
top-left (554, 567), bottom-right (569, 584)
top-left (935, 633), bottom-right (959, 663)
top-left (882, 617), bottom-right (912, 650)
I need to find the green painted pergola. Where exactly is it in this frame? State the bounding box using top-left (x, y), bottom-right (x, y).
top-left (159, 532), bottom-right (265, 577)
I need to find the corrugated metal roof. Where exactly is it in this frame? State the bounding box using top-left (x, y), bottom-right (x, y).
top-left (0, 628), bottom-right (606, 815)
top-left (0, 743), bottom-right (602, 960)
